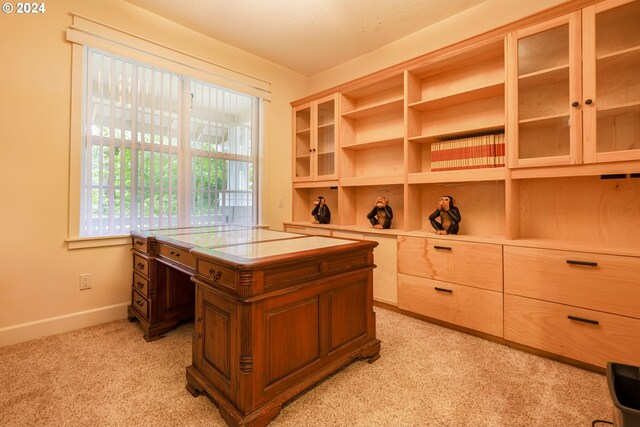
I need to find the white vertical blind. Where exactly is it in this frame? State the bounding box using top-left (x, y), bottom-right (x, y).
top-left (81, 48), bottom-right (257, 236)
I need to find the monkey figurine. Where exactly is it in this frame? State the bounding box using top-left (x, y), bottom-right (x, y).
top-left (311, 196), bottom-right (331, 224)
top-left (429, 195), bottom-right (461, 235)
top-left (367, 196), bottom-right (393, 229)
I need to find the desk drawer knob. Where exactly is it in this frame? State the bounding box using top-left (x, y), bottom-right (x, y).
top-left (568, 315), bottom-right (599, 325)
top-left (137, 263), bottom-right (145, 271)
top-left (135, 240), bottom-right (144, 246)
top-left (434, 246), bottom-right (452, 251)
top-left (208, 268), bottom-right (222, 280)
top-left (135, 299), bottom-right (145, 307)
top-left (136, 282), bottom-right (144, 290)
top-left (434, 287), bottom-right (453, 293)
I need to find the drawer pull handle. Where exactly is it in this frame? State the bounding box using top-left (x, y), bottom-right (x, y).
top-left (434, 287), bottom-right (453, 293)
top-left (568, 315), bottom-right (599, 325)
top-left (566, 260), bottom-right (598, 267)
top-left (170, 251), bottom-right (175, 255)
top-left (135, 299), bottom-right (145, 307)
top-left (135, 240), bottom-right (144, 246)
top-left (434, 246), bottom-right (452, 251)
top-left (137, 263), bottom-right (145, 271)
top-left (208, 268), bottom-right (222, 281)
top-left (136, 282), bottom-right (144, 289)
top-left (175, 253), bottom-right (180, 257)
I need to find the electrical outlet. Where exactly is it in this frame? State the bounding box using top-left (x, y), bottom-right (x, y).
top-left (79, 273), bottom-right (92, 290)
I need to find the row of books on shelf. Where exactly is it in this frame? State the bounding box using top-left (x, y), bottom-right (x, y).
top-left (431, 133), bottom-right (505, 172)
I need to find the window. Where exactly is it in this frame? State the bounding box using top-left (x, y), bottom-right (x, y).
top-left (81, 48), bottom-right (258, 236)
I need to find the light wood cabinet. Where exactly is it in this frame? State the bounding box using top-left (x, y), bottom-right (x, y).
top-left (301, 229), bottom-right (399, 306)
top-left (508, 0), bottom-right (640, 168)
top-left (504, 294), bottom-right (640, 368)
top-left (398, 273), bottom-right (503, 337)
top-left (289, 0), bottom-right (640, 370)
top-left (292, 94), bottom-right (338, 183)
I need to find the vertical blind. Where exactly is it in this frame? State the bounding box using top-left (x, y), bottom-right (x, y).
top-left (81, 48), bottom-right (258, 236)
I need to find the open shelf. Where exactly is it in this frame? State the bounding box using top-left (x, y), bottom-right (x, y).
top-left (408, 168), bottom-right (506, 184)
top-left (409, 124), bottom-right (504, 144)
top-left (409, 82), bottom-right (504, 112)
top-left (341, 175), bottom-right (405, 187)
top-left (342, 136), bottom-right (404, 151)
top-left (342, 97), bottom-right (403, 120)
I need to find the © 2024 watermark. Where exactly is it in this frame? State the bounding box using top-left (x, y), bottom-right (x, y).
top-left (2, 2), bottom-right (46, 14)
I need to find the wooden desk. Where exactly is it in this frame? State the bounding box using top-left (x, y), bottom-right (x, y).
top-left (129, 228), bottom-right (381, 426)
top-left (186, 235), bottom-right (380, 427)
top-left (128, 226), bottom-right (304, 341)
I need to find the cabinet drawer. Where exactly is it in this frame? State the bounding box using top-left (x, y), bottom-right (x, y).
top-left (397, 236), bottom-right (503, 291)
top-left (132, 273), bottom-right (149, 298)
top-left (132, 237), bottom-right (148, 253)
top-left (504, 246), bottom-right (640, 318)
top-left (131, 290), bottom-right (148, 320)
top-left (197, 260), bottom-right (237, 291)
top-left (504, 294), bottom-right (640, 368)
top-left (159, 244), bottom-right (196, 269)
top-left (398, 273), bottom-right (503, 337)
top-left (133, 254), bottom-right (149, 278)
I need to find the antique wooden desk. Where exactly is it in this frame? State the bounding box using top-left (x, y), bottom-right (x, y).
top-left (128, 226), bottom-right (302, 341)
top-left (129, 227), bottom-right (381, 426)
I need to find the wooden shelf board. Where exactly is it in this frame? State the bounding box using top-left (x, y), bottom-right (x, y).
top-left (341, 74), bottom-right (404, 99)
top-left (408, 168), bottom-right (506, 184)
top-left (296, 128), bottom-right (311, 135)
top-left (511, 160), bottom-right (640, 179)
top-left (596, 102), bottom-right (640, 119)
top-left (519, 64), bottom-right (569, 81)
top-left (342, 137), bottom-right (404, 151)
top-left (519, 114), bottom-right (568, 127)
top-left (597, 44), bottom-right (640, 63)
top-left (409, 39), bottom-right (504, 78)
top-left (293, 180), bottom-right (339, 189)
top-left (317, 122), bottom-right (335, 130)
top-left (409, 82), bottom-right (504, 112)
top-left (409, 124), bottom-right (504, 144)
top-left (341, 176), bottom-right (404, 187)
top-left (342, 98), bottom-right (404, 120)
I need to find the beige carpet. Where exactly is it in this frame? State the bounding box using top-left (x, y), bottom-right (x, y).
top-left (0, 308), bottom-right (612, 427)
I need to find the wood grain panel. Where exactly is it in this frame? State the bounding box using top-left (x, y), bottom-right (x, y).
top-left (266, 297), bottom-right (320, 384)
top-left (398, 273), bottom-right (503, 337)
top-left (397, 236), bottom-right (503, 291)
top-left (203, 301), bottom-right (231, 380)
top-left (504, 294), bottom-right (640, 368)
top-left (328, 281), bottom-right (367, 352)
top-left (504, 245), bottom-right (640, 318)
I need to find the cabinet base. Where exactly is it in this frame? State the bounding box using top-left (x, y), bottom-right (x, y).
top-left (186, 338), bottom-right (381, 427)
top-left (127, 305), bottom-right (184, 342)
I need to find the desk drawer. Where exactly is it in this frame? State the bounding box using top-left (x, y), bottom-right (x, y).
top-left (504, 294), bottom-right (640, 368)
top-left (398, 273), bottom-right (503, 337)
top-left (133, 254), bottom-right (149, 278)
top-left (132, 273), bottom-right (149, 298)
top-left (159, 244), bottom-right (196, 269)
top-left (132, 237), bottom-right (148, 253)
top-left (397, 236), bottom-right (503, 291)
top-left (504, 246), bottom-right (640, 318)
top-left (197, 260), bottom-right (237, 291)
top-left (131, 290), bottom-right (148, 320)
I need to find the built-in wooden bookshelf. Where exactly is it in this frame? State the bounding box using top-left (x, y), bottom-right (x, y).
top-left (288, 0), bottom-right (640, 372)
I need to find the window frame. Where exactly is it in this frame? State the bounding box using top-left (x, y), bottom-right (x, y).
top-left (66, 14), bottom-right (270, 249)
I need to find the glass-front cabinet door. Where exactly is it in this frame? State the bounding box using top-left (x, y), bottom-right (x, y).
top-left (293, 104), bottom-right (312, 181)
top-left (508, 12), bottom-right (582, 168)
top-left (292, 95), bottom-right (338, 182)
top-left (583, 0), bottom-right (640, 163)
top-left (315, 96), bottom-right (337, 180)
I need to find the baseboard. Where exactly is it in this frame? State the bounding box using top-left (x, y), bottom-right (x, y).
top-left (0, 302), bottom-right (129, 347)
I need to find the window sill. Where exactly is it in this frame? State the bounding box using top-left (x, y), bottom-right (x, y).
top-left (66, 235), bottom-right (130, 250)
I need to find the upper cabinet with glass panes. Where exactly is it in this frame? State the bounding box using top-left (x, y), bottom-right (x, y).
top-left (507, 0), bottom-right (640, 168)
top-left (292, 94), bottom-right (338, 182)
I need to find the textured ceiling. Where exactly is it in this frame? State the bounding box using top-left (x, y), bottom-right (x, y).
top-left (124, 0), bottom-right (489, 76)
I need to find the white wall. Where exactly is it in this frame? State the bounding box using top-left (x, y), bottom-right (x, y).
top-left (0, 0), bottom-right (307, 346)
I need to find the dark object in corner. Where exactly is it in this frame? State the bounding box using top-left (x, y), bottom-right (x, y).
top-left (606, 362), bottom-right (640, 427)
